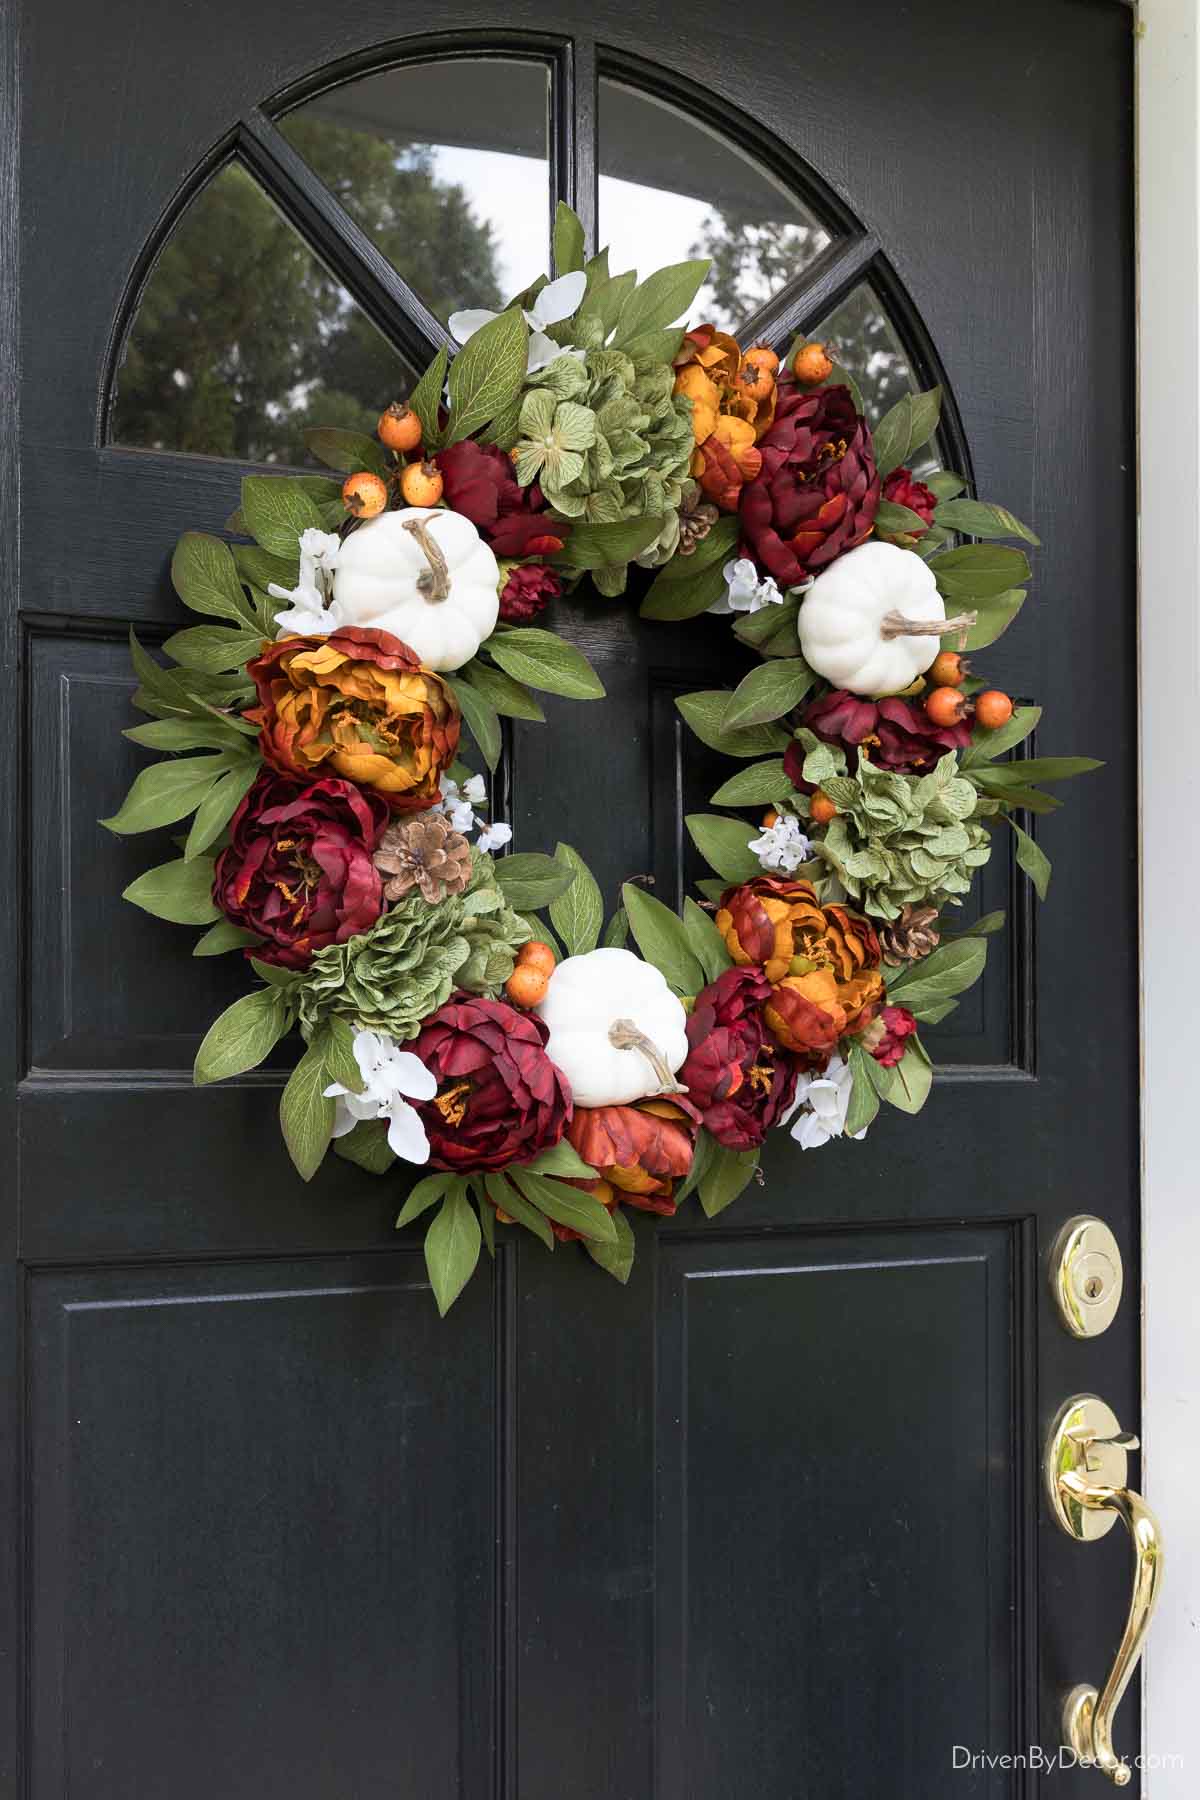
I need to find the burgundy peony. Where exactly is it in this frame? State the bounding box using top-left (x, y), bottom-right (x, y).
top-left (678, 967), bottom-right (799, 1149)
top-left (498, 561), bottom-right (563, 624)
top-left (738, 378), bottom-right (880, 586)
top-left (213, 772), bottom-right (389, 969)
top-left (882, 466), bottom-right (937, 533)
top-left (864, 1004), bottom-right (919, 1068)
top-left (433, 440), bottom-right (567, 558)
top-left (784, 688), bottom-right (972, 782)
top-left (413, 994), bottom-right (572, 1172)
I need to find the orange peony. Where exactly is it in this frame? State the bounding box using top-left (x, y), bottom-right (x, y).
top-left (694, 416), bottom-right (764, 510)
top-left (673, 325), bottom-right (779, 513)
top-left (246, 626), bottom-right (460, 814)
top-left (562, 1097), bottom-right (699, 1229)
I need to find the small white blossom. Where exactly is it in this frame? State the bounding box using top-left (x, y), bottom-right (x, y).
top-left (476, 821), bottom-right (513, 853)
top-left (270, 528), bottom-right (345, 638)
top-left (436, 774), bottom-right (512, 853)
top-left (324, 1028), bottom-right (437, 1164)
top-left (450, 272), bottom-right (588, 376)
top-left (748, 812), bottom-right (812, 874)
top-left (708, 558), bottom-right (785, 616)
top-left (780, 1054), bottom-right (868, 1151)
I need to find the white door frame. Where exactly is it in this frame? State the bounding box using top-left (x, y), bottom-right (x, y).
top-left (1138, 2), bottom-right (1198, 1789)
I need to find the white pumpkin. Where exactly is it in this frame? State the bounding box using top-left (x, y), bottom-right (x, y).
top-left (536, 948), bottom-right (690, 1108)
top-left (798, 541), bottom-right (956, 698)
top-left (331, 506), bottom-right (500, 672)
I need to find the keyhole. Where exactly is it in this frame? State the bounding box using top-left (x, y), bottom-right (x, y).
top-left (1084, 1275), bottom-right (1104, 1301)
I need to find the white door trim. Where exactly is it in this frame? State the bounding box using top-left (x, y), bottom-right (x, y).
top-left (1138, 3), bottom-right (1199, 1789)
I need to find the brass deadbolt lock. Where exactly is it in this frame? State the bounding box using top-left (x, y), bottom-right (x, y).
top-left (1050, 1216), bottom-right (1124, 1338)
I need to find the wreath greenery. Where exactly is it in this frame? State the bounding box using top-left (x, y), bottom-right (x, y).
top-left (105, 203), bottom-right (1099, 1313)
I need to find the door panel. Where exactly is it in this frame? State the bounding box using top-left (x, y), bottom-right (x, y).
top-left (7, 2), bottom-right (1138, 1795)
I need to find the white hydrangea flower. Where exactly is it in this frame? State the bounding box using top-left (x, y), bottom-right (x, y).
top-left (270, 528), bottom-right (345, 638)
top-left (324, 1028), bottom-right (437, 1164)
top-left (708, 557), bottom-right (785, 616)
top-left (780, 1054), bottom-right (868, 1150)
top-left (449, 271), bottom-right (588, 376)
top-left (748, 812), bottom-right (812, 874)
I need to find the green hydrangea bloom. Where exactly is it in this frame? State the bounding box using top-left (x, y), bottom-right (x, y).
top-left (296, 851), bottom-right (531, 1040)
top-left (815, 750), bottom-right (992, 921)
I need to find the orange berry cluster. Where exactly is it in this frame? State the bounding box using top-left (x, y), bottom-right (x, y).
top-left (340, 402), bottom-right (446, 521)
top-left (505, 940), bottom-right (556, 1009)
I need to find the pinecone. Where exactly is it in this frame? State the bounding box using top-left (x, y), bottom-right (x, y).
top-left (878, 904), bottom-right (941, 967)
top-left (676, 492), bottom-right (720, 555)
top-left (374, 815), bottom-right (472, 905)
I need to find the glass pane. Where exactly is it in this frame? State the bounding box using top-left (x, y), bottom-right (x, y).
top-left (811, 285), bottom-right (917, 429)
top-left (279, 60), bottom-right (551, 325)
top-left (111, 162), bottom-right (420, 465)
top-left (598, 79), bottom-right (833, 333)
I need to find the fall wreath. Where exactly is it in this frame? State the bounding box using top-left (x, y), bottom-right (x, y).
top-left (106, 204), bottom-right (1098, 1313)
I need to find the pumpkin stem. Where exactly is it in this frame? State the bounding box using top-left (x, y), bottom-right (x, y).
top-left (880, 608), bottom-right (978, 650)
top-left (402, 517), bottom-right (452, 603)
top-left (608, 1018), bottom-right (688, 1096)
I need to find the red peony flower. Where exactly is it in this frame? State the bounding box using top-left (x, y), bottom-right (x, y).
top-left (738, 378), bottom-right (880, 586)
top-left (863, 1004), bottom-right (919, 1068)
top-left (213, 772), bottom-right (389, 969)
top-left (784, 689), bottom-right (972, 783)
top-left (433, 440), bottom-right (567, 558)
top-left (678, 967), bottom-right (799, 1149)
top-left (882, 467), bottom-right (937, 533)
top-left (413, 994), bottom-right (572, 1173)
top-left (498, 561), bottom-right (563, 624)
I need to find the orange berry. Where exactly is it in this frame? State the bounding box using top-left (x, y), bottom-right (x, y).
top-left (400, 460), bottom-right (444, 507)
top-left (518, 940), bottom-right (557, 977)
top-left (737, 359), bottom-right (776, 403)
top-left (925, 685), bottom-right (969, 727)
top-left (761, 808), bottom-right (780, 829)
top-left (742, 343), bottom-right (780, 377)
top-left (792, 341), bottom-right (835, 385)
top-left (810, 790), bottom-right (839, 825)
top-left (342, 470), bottom-right (388, 518)
top-left (506, 964), bottom-right (549, 1009)
top-left (377, 402), bottom-right (423, 452)
top-left (975, 689), bottom-right (1015, 730)
top-left (929, 650), bottom-right (969, 688)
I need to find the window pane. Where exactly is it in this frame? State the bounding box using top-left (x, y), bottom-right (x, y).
top-left (279, 60), bottom-right (551, 325)
top-left (111, 162), bottom-right (419, 466)
top-left (598, 79), bottom-right (833, 333)
top-left (811, 285), bottom-right (917, 429)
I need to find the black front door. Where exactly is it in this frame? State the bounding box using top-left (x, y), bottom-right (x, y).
top-left (5, 2), bottom-right (1138, 1795)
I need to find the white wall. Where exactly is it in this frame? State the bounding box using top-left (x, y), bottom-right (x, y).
top-left (1139, 2), bottom-right (1200, 1790)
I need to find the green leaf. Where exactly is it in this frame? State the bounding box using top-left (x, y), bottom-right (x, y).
top-left (871, 387), bottom-right (943, 478)
top-left (911, 997), bottom-right (958, 1026)
top-left (323, 1015), bottom-right (364, 1093)
top-left (550, 843), bottom-right (604, 956)
top-left (620, 326), bottom-right (687, 366)
top-left (845, 1044), bottom-right (882, 1135)
top-left (654, 515), bottom-right (740, 582)
top-left (464, 659), bottom-right (546, 722)
top-left (709, 759), bottom-right (792, 807)
top-left (240, 475), bottom-right (328, 557)
top-left (183, 759), bottom-right (259, 859)
top-left (621, 883), bottom-right (706, 996)
top-left (250, 958), bottom-right (305, 991)
top-left (409, 347), bottom-right (449, 452)
top-left (525, 1140), bottom-right (600, 1180)
top-left (515, 912), bottom-right (562, 960)
top-left (446, 307), bottom-right (529, 445)
top-left (396, 1172), bottom-right (454, 1228)
top-left (581, 268), bottom-right (635, 339)
top-left (1007, 816), bottom-right (1051, 900)
top-left (875, 499), bottom-right (931, 536)
top-left (477, 1191), bottom-right (496, 1257)
top-left (675, 691), bottom-right (791, 759)
top-left (942, 909), bottom-right (1006, 940)
top-left (926, 471), bottom-right (967, 500)
top-left (123, 855), bottom-right (221, 925)
top-left (555, 514), bottom-right (670, 571)
top-left (929, 544), bottom-right (1032, 601)
top-left (483, 1173), bottom-right (554, 1250)
top-left (962, 589), bottom-right (1026, 651)
top-left (585, 1207), bottom-right (636, 1283)
top-left (961, 704), bottom-right (1041, 766)
top-left (280, 1036), bottom-right (336, 1181)
top-left (613, 258), bottom-right (709, 344)
top-left (333, 1118), bottom-right (396, 1175)
top-left (639, 555), bottom-right (728, 621)
top-left (101, 753), bottom-right (229, 834)
top-left (732, 592), bottom-right (802, 651)
top-left (194, 987), bottom-right (291, 1085)
top-left (171, 533), bottom-right (253, 624)
top-left (424, 1185), bottom-right (483, 1315)
top-left (879, 1037), bottom-right (934, 1114)
top-left (934, 498), bottom-right (1040, 545)
top-left (682, 897), bottom-right (734, 983)
top-left (487, 628), bottom-right (604, 699)
top-left (510, 1169), bottom-right (617, 1243)
top-left (193, 919), bottom-right (262, 957)
top-left (304, 426), bottom-right (389, 478)
top-left (124, 718), bottom-right (244, 753)
top-left (602, 906), bottom-right (630, 949)
top-left (970, 775), bottom-right (1061, 814)
top-left (685, 815), bottom-right (762, 884)
top-left (887, 937), bottom-right (988, 1014)
top-left (495, 852), bottom-right (578, 910)
top-left (553, 200), bottom-right (586, 276)
top-left (674, 1125), bottom-right (715, 1205)
top-left (447, 675), bottom-right (502, 771)
top-left (721, 657), bottom-right (815, 730)
top-left (988, 755), bottom-right (1102, 784)
top-left (699, 1144), bottom-right (759, 1218)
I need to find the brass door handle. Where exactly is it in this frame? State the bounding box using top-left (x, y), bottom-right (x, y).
top-left (1045, 1396), bottom-right (1165, 1786)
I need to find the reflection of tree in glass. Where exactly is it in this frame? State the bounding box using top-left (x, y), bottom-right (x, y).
top-left (113, 120), bottom-right (502, 465)
top-left (690, 212), bottom-right (913, 421)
